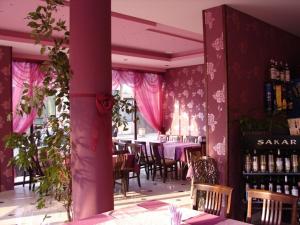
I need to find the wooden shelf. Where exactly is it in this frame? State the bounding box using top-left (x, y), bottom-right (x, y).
top-left (243, 172), bottom-right (300, 176)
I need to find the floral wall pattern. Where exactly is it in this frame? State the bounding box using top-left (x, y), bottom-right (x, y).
top-left (163, 65), bottom-right (206, 137)
top-left (203, 6), bottom-right (228, 185)
top-left (0, 46), bottom-right (13, 192)
top-left (226, 7), bottom-right (300, 218)
top-left (203, 5), bottom-right (300, 218)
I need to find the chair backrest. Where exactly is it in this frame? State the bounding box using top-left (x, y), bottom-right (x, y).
top-left (184, 146), bottom-right (203, 164)
top-left (134, 141), bottom-right (150, 162)
top-left (119, 140), bottom-right (132, 144)
top-left (149, 142), bottom-right (164, 165)
top-left (188, 136), bottom-right (199, 143)
top-left (113, 154), bottom-right (126, 179)
top-left (115, 142), bottom-right (126, 151)
top-left (126, 143), bottom-right (143, 164)
top-left (192, 156), bottom-right (218, 184)
top-left (246, 189), bottom-right (298, 225)
top-left (168, 135), bottom-right (183, 142)
top-left (192, 184), bottom-right (233, 217)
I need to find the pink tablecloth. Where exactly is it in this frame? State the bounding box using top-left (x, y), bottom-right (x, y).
top-left (163, 142), bottom-right (201, 161)
top-left (66, 200), bottom-right (252, 225)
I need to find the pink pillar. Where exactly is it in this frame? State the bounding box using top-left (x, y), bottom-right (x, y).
top-left (70, 0), bottom-right (113, 220)
top-left (0, 46), bottom-right (13, 192)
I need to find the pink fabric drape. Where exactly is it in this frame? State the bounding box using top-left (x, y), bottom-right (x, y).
top-left (112, 70), bottom-right (164, 133)
top-left (12, 62), bottom-right (44, 133)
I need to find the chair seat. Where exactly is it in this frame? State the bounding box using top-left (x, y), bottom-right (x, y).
top-left (164, 159), bottom-right (177, 166)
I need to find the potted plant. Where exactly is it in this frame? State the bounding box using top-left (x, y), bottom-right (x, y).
top-left (4, 0), bottom-right (134, 221)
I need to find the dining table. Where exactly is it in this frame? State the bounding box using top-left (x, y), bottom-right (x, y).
top-left (66, 200), bottom-right (252, 225)
top-left (144, 141), bottom-right (201, 162)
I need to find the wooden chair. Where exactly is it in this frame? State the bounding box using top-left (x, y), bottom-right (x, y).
top-left (187, 136), bottom-right (199, 143)
top-left (184, 146), bottom-right (204, 165)
top-left (190, 156), bottom-right (218, 197)
top-left (192, 184), bottom-right (233, 217)
top-left (113, 154), bottom-right (128, 196)
top-left (149, 142), bottom-right (178, 183)
top-left (134, 141), bottom-right (153, 180)
top-left (124, 143), bottom-right (141, 188)
top-left (246, 189), bottom-right (298, 225)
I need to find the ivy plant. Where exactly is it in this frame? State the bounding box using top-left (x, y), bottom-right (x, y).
top-left (4, 0), bottom-right (136, 222)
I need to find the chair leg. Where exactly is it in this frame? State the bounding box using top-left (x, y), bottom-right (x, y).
top-left (23, 170), bottom-right (26, 187)
top-left (137, 173), bottom-right (141, 187)
top-left (159, 166), bottom-right (163, 178)
top-left (175, 164), bottom-right (178, 180)
top-left (163, 167), bottom-right (167, 183)
top-left (152, 165), bottom-right (156, 181)
top-left (190, 179), bottom-right (194, 198)
top-left (145, 165), bottom-right (149, 180)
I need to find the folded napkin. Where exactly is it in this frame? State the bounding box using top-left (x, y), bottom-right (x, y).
top-left (184, 213), bottom-right (226, 225)
top-left (137, 200), bottom-right (169, 210)
top-left (169, 205), bottom-right (182, 225)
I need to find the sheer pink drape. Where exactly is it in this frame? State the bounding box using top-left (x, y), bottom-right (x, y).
top-left (112, 70), bottom-right (164, 133)
top-left (12, 62), bottom-right (44, 133)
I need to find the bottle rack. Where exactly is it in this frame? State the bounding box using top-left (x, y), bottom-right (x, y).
top-left (242, 134), bottom-right (300, 224)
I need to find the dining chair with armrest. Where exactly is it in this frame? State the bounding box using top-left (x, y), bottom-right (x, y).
top-left (192, 183), bottom-right (233, 218)
top-left (246, 189), bottom-right (298, 225)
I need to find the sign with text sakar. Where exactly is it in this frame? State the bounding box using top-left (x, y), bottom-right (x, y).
top-left (243, 134), bottom-right (300, 150)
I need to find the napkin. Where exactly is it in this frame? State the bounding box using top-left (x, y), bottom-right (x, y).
top-left (169, 205), bottom-right (182, 225)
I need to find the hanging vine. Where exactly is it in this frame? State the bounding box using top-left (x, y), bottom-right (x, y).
top-left (5, 0), bottom-right (72, 221)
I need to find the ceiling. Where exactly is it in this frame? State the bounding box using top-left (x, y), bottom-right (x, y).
top-left (0, 0), bottom-right (300, 71)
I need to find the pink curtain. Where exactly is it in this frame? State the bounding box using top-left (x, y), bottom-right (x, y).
top-left (112, 70), bottom-right (164, 133)
top-left (12, 62), bottom-right (44, 133)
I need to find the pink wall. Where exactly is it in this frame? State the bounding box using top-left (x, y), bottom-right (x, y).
top-left (203, 6), bottom-right (228, 185)
top-left (203, 5), bottom-right (300, 218)
top-left (163, 65), bottom-right (206, 137)
top-left (0, 45), bottom-right (13, 192)
top-left (226, 6), bottom-right (300, 219)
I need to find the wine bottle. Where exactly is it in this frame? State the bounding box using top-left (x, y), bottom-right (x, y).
top-left (279, 61), bottom-right (285, 81)
top-left (285, 154), bottom-right (291, 173)
top-left (276, 149), bottom-right (283, 173)
top-left (268, 177), bottom-right (274, 192)
top-left (275, 84), bottom-right (282, 111)
top-left (252, 149), bottom-right (259, 172)
top-left (291, 177), bottom-right (299, 197)
top-left (268, 149), bottom-right (275, 173)
top-left (270, 59), bottom-right (276, 80)
top-left (260, 154), bottom-right (267, 173)
top-left (274, 61), bottom-right (279, 80)
top-left (284, 176), bottom-right (290, 195)
top-left (292, 149), bottom-right (298, 173)
top-left (245, 149), bottom-right (251, 173)
top-left (253, 177), bottom-right (258, 190)
top-left (276, 177), bottom-right (282, 193)
top-left (245, 176), bottom-right (250, 200)
top-left (264, 83), bottom-right (273, 113)
top-left (285, 62), bottom-right (290, 83)
top-left (260, 177), bottom-right (266, 190)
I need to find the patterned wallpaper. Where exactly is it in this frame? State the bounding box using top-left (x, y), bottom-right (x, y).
top-left (163, 65), bottom-right (206, 137)
top-left (203, 5), bottom-right (300, 218)
top-left (226, 7), bottom-right (300, 218)
top-left (0, 46), bottom-right (13, 192)
top-left (203, 6), bottom-right (228, 185)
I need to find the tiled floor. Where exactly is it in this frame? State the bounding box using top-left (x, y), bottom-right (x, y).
top-left (0, 172), bottom-right (192, 225)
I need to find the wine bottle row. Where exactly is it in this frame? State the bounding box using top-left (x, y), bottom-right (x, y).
top-left (264, 59), bottom-right (293, 113)
top-left (244, 148), bottom-right (299, 173)
top-left (245, 175), bottom-right (299, 198)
